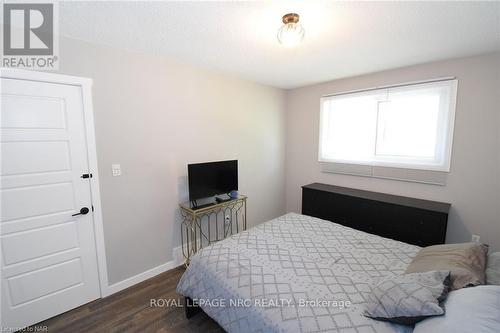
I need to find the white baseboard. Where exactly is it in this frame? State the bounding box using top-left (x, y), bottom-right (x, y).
top-left (102, 245), bottom-right (186, 297)
top-left (103, 258), bottom-right (182, 297)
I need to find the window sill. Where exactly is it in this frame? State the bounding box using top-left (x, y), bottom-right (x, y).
top-left (320, 162), bottom-right (448, 185)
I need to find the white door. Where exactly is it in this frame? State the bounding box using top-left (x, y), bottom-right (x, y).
top-left (1, 76), bottom-right (101, 329)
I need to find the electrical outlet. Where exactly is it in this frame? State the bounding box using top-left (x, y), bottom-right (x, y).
top-left (111, 164), bottom-right (121, 177)
top-left (471, 234), bottom-right (480, 243)
top-left (225, 215), bottom-right (230, 225)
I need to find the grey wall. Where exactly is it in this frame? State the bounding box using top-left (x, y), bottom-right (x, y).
top-left (57, 37), bottom-right (287, 284)
top-left (285, 53), bottom-right (500, 251)
top-left (55, 37), bottom-right (499, 286)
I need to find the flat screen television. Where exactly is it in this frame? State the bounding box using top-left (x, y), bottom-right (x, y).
top-left (188, 160), bottom-right (238, 201)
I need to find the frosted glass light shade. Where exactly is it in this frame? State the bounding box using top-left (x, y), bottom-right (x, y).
top-left (277, 22), bottom-right (305, 47)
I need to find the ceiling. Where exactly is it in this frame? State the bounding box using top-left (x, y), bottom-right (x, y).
top-left (59, 1), bottom-right (500, 89)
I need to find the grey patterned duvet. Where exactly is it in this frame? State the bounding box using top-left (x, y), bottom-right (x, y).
top-left (177, 213), bottom-right (421, 333)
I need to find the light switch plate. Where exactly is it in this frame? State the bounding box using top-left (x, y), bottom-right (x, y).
top-left (111, 164), bottom-right (121, 177)
top-left (471, 234), bottom-right (480, 243)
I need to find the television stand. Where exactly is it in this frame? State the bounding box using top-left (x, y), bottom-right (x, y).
top-left (179, 195), bottom-right (247, 266)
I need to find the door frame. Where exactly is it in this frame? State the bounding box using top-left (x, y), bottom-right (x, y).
top-left (1, 68), bottom-right (109, 297)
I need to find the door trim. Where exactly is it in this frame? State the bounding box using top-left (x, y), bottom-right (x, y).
top-left (1, 68), bottom-right (110, 297)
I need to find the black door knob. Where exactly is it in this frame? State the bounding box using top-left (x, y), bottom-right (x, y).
top-left (72, 207), bottom-right (90, 216)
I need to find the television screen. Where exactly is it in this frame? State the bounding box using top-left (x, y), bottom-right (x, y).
top-left (188, 160), bottom-right (238, 201)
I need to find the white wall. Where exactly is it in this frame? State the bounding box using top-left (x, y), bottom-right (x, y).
top-left (57, 37), bottom-right (287, 284)
top-left (285, 53), bottom-right (500, 251)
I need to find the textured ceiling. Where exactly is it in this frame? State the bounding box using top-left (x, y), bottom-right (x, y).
top-left (59, 1), bottom-right (500, 89)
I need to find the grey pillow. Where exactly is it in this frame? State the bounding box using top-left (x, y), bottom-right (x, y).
top-left (364, 271), bottom-right (451, 325)
top-left (486, 252), bottom-right (500, 285)
top-left (405, 242), bottom-right (488, 290)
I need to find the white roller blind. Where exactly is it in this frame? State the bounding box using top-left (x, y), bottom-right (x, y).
top-left (319, 79), bottom-right (457, 172)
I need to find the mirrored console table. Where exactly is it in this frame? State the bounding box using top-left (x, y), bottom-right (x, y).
top-left (179, 195), bottom-right (247, 266)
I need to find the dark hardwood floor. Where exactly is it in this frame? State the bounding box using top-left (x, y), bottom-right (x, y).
top-left (31, 267), bottom-right (224, 333)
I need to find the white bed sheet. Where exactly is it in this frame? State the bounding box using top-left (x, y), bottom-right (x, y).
top-left (177, 213), bottom-right (421, 333)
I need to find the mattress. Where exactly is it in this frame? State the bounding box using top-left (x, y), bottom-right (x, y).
top-left (177, 212), bottom-right (421, 333)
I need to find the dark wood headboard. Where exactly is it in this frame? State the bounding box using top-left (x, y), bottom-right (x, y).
top-left (302, 183), bottom-right (450, 247)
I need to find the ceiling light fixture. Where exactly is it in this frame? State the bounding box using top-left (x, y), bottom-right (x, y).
top-left (277, 13), bottom-right (305, 47)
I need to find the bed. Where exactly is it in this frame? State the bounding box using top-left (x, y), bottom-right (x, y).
top-left (177, 212), bottom-right (423, 333)
top-left (177, 184), bottom-right (451, 332)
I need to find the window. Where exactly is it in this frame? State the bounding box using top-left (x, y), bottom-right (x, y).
top-left (319, 79), bottom-right (457, 172)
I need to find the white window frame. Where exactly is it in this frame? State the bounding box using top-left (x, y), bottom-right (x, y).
top-left (318, 78), bottom-right (458, 173)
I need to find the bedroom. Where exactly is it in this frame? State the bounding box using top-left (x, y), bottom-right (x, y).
top-left (0, 1), bottom-right (499, 332)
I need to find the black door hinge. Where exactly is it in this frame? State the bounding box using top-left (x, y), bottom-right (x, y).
top-left (92, 205), bottom-right (94, 212)
top-left (81, 173), bottom-right (93, 179)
